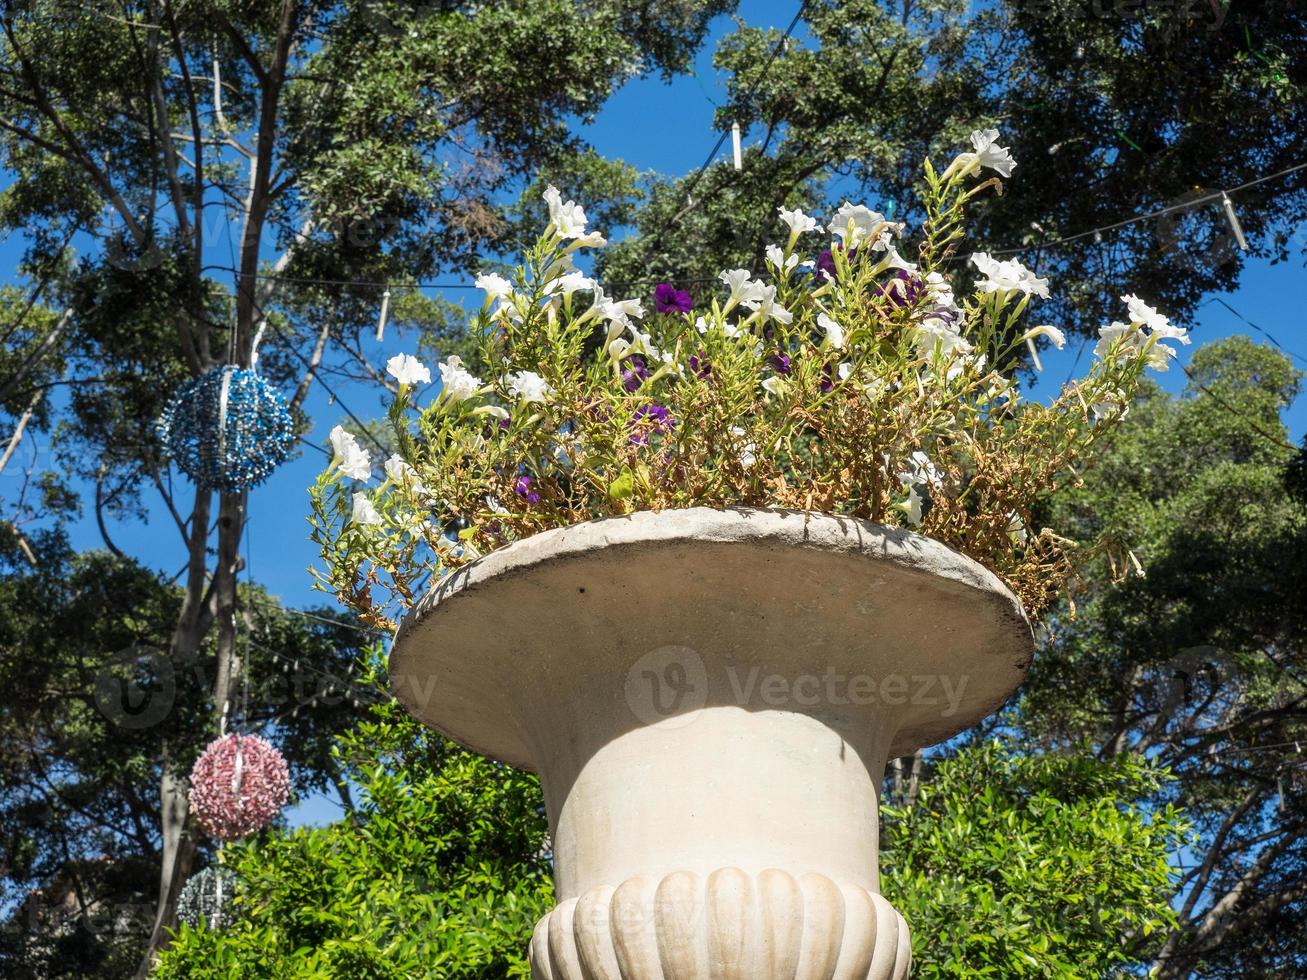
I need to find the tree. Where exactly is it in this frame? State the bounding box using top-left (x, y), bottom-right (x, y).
top-left (1015, 336), bottom-right (1307, 976)
top-left (151, 680), bottom-right (552, 979)
top-left (0, 0), bottom-right (730, 969)
top-left (598, 0), bottom-right (1307, 340)
top-left (881, 741), bottom-right (1185, 977)
top-left (0, 526), bottom-right (376, 978)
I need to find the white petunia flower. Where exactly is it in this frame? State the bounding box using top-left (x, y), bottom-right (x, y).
top-left (1122, 294), bottom-right (1189, 344)
top-left (550, 271), bottom-right (597, 298)
top-left (898, 450), bottom-right (943, 490)
top-left (506, 370), bottom-right (552, 404)
top-left (765, 244), bottom-right (799, 273)
top-left (828, 202), bottom-right (895, 250)
top-left (384, 454), bottom-right (428, 494)
top-left (778, 205), bottom-right (819, 236)
top-left (924, 271), bottom-right (955, 307)
top-left (817, 313), bottom-right (844, 348)
top-left (742, 284), bottom-right (793, 325)
top-left (1022, 324), bottom-right (1067, 349)
top-left (475, 272), bottom-right (513, 302)
top-left (971, 252), bottom-right (1050, 298)
top-left (761, 376), bottom-right (785, 396)
top-left (385, 353), bottom-right (431, 387)
top-left (542, 185), bottom-right (589, 239)
top-left (1094, 320), bottom-right (1143, 361)
top-left (329, 424), bottom-right (372, 482)
top-left (1006, 511), bottom-right (1028, 545)
top-left (729, 426), bottom-right (758, 469)
top-left (719, 268), bottom-right (766, 308)
top-left (898, 486), bottom-right (924, 526)
top-left (351, 492), bottom-right (383, 526)
top-left (438, 355), bottom-right (483, 402)
top-left (968, 128), bottom-right (1016, 177)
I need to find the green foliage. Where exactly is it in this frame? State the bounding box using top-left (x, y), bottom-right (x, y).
top-left (153, 686), bottom-right (552, 979)
top-left (881, 741), bottom-right (1186, 977)
top-left (1017, 337), bottom-right (1307, 976)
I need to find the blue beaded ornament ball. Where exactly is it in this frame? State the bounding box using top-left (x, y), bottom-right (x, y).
top-left (158, 366), bottom-right (295, 492)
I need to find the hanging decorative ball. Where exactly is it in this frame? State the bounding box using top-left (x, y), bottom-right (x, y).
top-left (189, 733), bottom-right (290, 840)
top-left (176, 866), bottom-right (239, 930)
top-left (157, 366), bottom-right (295, 492)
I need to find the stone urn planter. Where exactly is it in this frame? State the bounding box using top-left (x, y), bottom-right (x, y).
top-left (390, 507), bottom-right (1033, 979)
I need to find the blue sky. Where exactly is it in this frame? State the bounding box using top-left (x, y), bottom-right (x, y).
top-left (3, 0), bottom-right (1305, 826)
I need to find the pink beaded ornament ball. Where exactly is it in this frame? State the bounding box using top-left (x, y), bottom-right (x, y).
top-left (189, 733), bottom-right (290, 840)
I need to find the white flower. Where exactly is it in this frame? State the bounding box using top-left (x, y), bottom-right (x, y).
top-left (1006, 511), bottom-right (1028, 545)
top-left (761, 376), bottom-right (785, 396)
top-left (1022, 324), bottom-right (1067, 349)
top-left (572, 230), bottom-right (608, 248)
top-left (729, 426), bottom-right (757, 469)
top-left (742, 284), bottom-right (793, 325)
top-left (351, 492), bottom-right (383, 526)
top-left (550, 271), bottom-right (596, 297)
top-left (817, 313), bottom-right (844, 348)
top-left (924, 271), bottom-right (955, 307)
top-left (719, 268), bottom-right (766, 307)
top-left (877, 247), bottom-right (918, 275)
top-left (898, 450), bottom-right (942, 490)
top-left (968, 128), bottom-right (1016, 177)
top-left (329, 424), bottom-right (372, 481)
top-left (475, 272), bottom-right (513, 302)
top-left (914, 316), bottom-right (973, 358)
top-left (602, 297), bottom-right (646, 326)
top-left (542, 185), bottom-right (589, 239)
top-left (438, 355), bottom-right (483, 402)
top-left (898, 486), bottom-right (924, 526)
top-left (1094, 321), bottom-right (1143, 361)
top-left (777, 205), bottom-right (818, 236)
top-left (970, 252), bottom-right (1049, 298)
top-left (1122, 294), bottom-right (1189, 344)
top-left (837, 362), bottom-right (853, 381)
top-left (506, 370), bottom-right (552, 404)
top-left (765, 244), bottom-right (799, 273)
top-left (828, 202), bottom-right (894, 250)
top-left (385, 352), bottom-right (431, 387)
top-left (384, 454), bottom-right (428, 494)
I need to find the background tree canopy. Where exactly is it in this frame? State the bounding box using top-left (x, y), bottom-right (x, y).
top-left (1, 0), bottom-right (1305, 977)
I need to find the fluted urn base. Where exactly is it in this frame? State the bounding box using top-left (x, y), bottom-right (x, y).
top-left (530, 868), bottom-right (911, 980)
top-left (390, 509), bottom-right (1033, 980)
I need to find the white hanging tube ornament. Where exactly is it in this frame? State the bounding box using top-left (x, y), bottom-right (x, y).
top-left (376, 287), bottom-right (391, 342)
top-left (1220, 192), bottom-right (1248, 250)
top-left (1025, 335), bottom-right (1043, 373)
top-left (731, 120), bottom-right (742, 171)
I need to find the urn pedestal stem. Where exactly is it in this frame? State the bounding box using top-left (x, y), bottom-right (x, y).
top-left (390, 509), bottom-right (1033, 980)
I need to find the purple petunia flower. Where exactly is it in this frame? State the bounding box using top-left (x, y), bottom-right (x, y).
top-left (514, 474), bottom-right (540, 504)
top-left (767, 352), bottom-right (793, 376)
top-left (880, 269), bottom-right (924, 308)
top-left (497, 413), bottom-right (512, 431)
top-left (629, 403), bottom-right (675, 445)
top-left (689, 354), bottom-right (712, 379)
top-left (653, 282), bottom-right (693, 315)
top-left (820, 363), bottom-right (836, 394)
top-left (816, 244), bottom-right (859, 282)
top-left (620, 354), bottom-right (650, 393)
